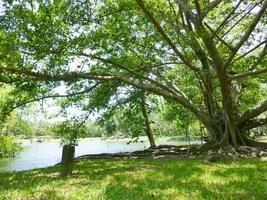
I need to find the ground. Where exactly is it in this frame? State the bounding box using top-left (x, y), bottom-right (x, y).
top-left (0, 158), bottom-right (266, 200)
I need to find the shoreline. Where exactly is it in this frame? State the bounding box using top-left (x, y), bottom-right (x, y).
top-left (19, 135), bottom-right (201, 144)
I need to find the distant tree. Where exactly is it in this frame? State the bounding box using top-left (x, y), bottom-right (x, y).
top-left (84, 122), bottom-right (106, 138)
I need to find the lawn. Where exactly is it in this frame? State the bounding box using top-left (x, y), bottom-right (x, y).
top-left (0, 158), bottom-right (266, 200)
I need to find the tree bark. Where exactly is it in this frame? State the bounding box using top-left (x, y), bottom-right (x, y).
top-left (60, 144), bottom-right (75, 176)
top-left (140, 90), bottom-right (156, 148)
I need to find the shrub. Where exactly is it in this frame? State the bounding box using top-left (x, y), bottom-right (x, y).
top-left (0, 135), bottom-right (22, 158)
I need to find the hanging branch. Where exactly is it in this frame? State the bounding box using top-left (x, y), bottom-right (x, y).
top-left (2, 82), bottom-right (102, 119)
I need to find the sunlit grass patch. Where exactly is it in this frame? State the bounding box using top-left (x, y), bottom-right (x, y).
top-left (0, 158), bottom-right (266, 200)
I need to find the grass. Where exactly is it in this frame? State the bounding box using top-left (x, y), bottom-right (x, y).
top-left (0, 158), bottom-right (266, 200)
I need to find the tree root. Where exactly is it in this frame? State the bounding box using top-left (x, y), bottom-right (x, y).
top-left (68, 143), bottom-right (267, 164)
top-left (243, 138), bottom-right (267, 148)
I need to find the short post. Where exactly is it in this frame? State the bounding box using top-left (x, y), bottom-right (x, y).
top-left (60, 144), bottom-right (75, 176)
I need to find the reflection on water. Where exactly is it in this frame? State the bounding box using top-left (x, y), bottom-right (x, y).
top-left (0, 138), bottom-right (192, 172)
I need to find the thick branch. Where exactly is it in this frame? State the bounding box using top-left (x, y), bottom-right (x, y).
top-left (238, 99), bottom-right (267, 124)
top-left (241, 118), bottom-right (267, 130)
top-left (194, 0), bottom-right (202, 22)
top-left (0, 66), bottom-right (216, 131)
top-left (0, 65), bottom-right (193, 116)
top-left (0, 65), bottom-right (118, 82)
top-left (174, 0), bottom-right (197, 24)
top-left (230, 68), bottom-right (267, 80)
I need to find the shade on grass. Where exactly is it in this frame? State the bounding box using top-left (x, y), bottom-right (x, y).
top-left (0, 158), bottom-right (266, 200)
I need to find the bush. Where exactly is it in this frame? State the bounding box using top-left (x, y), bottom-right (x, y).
top-left (51, 121), bottom-right (86, 144)
top-left (0, 135), bottom-right (22, 158)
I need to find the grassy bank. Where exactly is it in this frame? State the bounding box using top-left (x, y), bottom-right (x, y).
top-left (0, 158), bottom-right (266, 200)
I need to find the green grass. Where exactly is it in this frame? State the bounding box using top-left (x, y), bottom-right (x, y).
top-left (0, 158), bottom-right (266, 200)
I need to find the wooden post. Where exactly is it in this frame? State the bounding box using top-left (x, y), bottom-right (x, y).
top-left (60, 144), bottom-right (75, 176)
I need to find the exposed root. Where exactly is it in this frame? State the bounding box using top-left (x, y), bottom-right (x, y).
top-left (244, 138), bottom-right (267, 148)
top-left (71, 143), bottom-right (267, 163)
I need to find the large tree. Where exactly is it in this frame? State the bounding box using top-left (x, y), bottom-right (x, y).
top-left (0, 0), bottom-right (266, 148)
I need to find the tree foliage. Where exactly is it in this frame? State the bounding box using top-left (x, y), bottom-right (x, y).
top-left (0, 0), bottom-right (267, 147)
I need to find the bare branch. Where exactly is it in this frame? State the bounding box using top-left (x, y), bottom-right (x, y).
top-left (203, 0), bottom-right (223, 18)
top-left (135, 0), bottom-right (198, 72)
top-left (231, 68), bottom-right (267, 80)
top-left (224, 0), bottom-right (267, 68)
top-left (214, 0), bottom-right (243, 33)
top-left (204, 22), bottom-right (234, 51)
top-left (221, 3), bottom-right (260, 39)
top-left (3, 83), bottom-right (101, 117)
top-left (233, 40), bottom-right (267, 63)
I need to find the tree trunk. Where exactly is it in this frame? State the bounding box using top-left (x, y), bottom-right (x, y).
top-left (60, 144), bottom-right (75, 176)
top-left (201, 65), bottom-right (267, 148)
top-left (140, 90), bottom-right (156, 148)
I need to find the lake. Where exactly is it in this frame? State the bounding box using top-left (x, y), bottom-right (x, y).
top-left (0, 137), bottom-right (194, 172)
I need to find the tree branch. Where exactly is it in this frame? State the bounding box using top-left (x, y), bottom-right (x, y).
top-left (2, 83), bottom-right (101, 118)
top-left (202, 0), bottom-right (223, 18)
top-left (233, 40), bottom-right (267, 63)
top-left (214, 0), bottom-right (243, 34)
top-left (230, 68), bottom-right (267, 80)
top-left (248, 42), bottom-right (267, 71)
top-left (224, 0), bottom-right (267, 68)
top-left (0, 65), bottom-right (118, 82)
top-left (174, 0), bottom-right (197, 24)
top-left (194, 0), bottom-right (202, 22)
top-left (79, 52), bottom-right (182, 97)
top-left (238, 99), bottom-right (267, 124)
top-left (204, 22), bottom-right (234, 51)
top-left (220, 2), bottom-right (260, 39)
top-left (241, 117), bottom-right (267, 130)
top-left (135, 0), bottom-right (198, 72)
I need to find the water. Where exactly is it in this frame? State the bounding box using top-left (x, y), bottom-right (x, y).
top-left (0, 138), bottom-right (192, 172)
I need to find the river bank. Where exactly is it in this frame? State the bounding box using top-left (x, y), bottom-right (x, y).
top-left (1, 136), bottom-right (266, 172)
top-left (19, 135), bottom-right (200, 144)
top-left (0, 136), bottom-right (198, 172)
